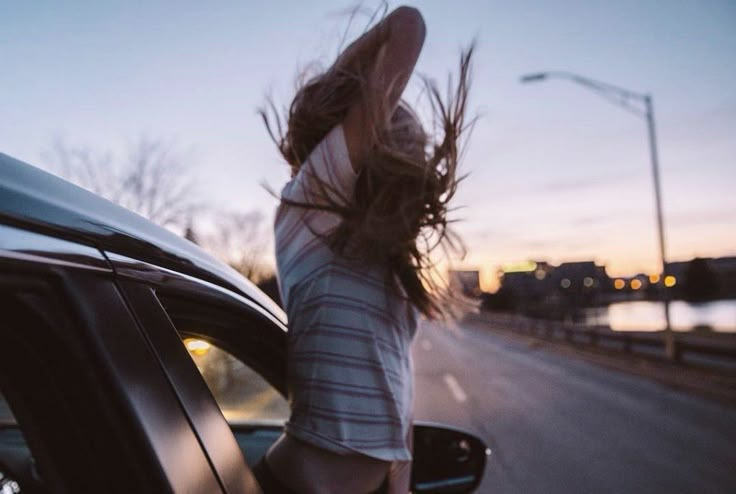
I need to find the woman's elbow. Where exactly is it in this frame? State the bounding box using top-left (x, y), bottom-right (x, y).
top-left (390, 6), bottom-right (427, 44)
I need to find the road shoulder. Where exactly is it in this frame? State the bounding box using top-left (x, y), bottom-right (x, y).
top-left (464, 313), bottom-right (736, 408)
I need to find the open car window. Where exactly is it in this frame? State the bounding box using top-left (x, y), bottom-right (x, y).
top-left (153, 291), bottom-right (289, 422)
top-left (0, 393), bottom-right (13, 424)
top-left (0, 389), bottom-right (30, 493)
top-left (183, 338), bottom-right (289, 422)
top-left (153, 291), bottom-right (290, 468)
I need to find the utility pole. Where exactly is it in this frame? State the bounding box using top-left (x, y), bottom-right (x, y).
top-left (521, 71), bottom-right (676, 359)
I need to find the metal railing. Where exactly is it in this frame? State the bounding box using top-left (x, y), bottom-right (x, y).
top-left (470, 312), bottom-right (736, 371)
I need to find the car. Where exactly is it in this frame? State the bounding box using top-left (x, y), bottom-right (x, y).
top-left (0, 152), bottom-right (490, 494)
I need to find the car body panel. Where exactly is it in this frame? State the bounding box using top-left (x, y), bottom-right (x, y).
top-left (0, 235), bottom-right (223, 492)
top-left (0, 223), bottom-right (111, 272)
top-left (0, 153), bottom-right (285, 325)
top-left (118, 279), bottom-right (258, 494)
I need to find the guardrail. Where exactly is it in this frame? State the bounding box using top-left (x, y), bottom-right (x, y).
top-left (469, 312), bottom-right (736, 372)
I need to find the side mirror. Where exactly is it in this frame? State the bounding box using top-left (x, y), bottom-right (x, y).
top-left (411, 422), bottom-right (490, 493)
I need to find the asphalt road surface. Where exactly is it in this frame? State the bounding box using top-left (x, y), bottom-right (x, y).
top-left (413, 319), bottom-right (736, 494)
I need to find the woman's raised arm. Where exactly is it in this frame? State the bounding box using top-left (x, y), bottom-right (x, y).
top-left (333, 6), bottom-right (426, 169)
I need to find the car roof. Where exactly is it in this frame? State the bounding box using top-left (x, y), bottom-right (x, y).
top-left (0, 152), bottom-right (286, 324)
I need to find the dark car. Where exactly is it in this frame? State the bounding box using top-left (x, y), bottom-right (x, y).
top-left (0, 153), bottom-right (489, 493)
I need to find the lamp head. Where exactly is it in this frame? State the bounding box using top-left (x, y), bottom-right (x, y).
top-left (520, 73), bottom-right (548, 83)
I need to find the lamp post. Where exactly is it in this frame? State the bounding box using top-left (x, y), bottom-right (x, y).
top-left (520, 71), bottom-right (676, 360)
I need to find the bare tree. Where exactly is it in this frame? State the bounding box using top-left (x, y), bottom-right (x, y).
top-left (44, 136), bottom-right (275, 284)
top-left (44, 136), bottom-right (199, 229)
top-left (201, 211), bottom-right (274, 283)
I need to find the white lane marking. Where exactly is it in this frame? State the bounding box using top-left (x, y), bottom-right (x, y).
top-left (421, 339), bottom-right (433, 351)
top-left (443, 373), bottom-right (467, 403)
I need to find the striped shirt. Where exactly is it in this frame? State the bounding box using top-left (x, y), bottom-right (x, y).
top-left (274, 124), bottom-right (418, 463)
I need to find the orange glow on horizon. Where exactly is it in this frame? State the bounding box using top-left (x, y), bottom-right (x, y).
top-left (463, 248), bottom-right (734, 293)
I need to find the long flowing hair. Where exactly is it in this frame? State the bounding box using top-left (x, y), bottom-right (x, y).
top-left (262, 24), bottom-right (475, 319)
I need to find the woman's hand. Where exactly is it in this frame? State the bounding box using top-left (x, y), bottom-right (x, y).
top-left (336, 6), bottom-right (426, 169)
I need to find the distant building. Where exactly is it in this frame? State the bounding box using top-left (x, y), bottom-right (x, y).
top-left (498, 260), bottom-right (610, 308)
top-left (667, 256), bottom-right (736, 299)
top-left (664, 260), bottom-right (689, 285)
top-left (549, 261), bottom-right (610, 306)
top-left (498, 261), bottom-right (553, 301)
top-left (449, 270), bottom-right (481, 297)
top-left (712, 256), bottom-right (736, 297)
top-left (550, 261), bottom-right (609, 291)
top-left (490, 255), bottom-right (736, 316)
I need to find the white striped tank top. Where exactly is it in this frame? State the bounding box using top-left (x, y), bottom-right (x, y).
top-left (274, 123), bottom-right (418, 462)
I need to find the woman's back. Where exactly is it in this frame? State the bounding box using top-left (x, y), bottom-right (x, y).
top-left (274, 123), bottom-right (417, 464)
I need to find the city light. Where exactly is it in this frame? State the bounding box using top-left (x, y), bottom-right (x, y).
top-left (664, 275), bottom-right (677, 288)
top-left (649, 274), bottom-right (660, 284)
top-left (614, 279), bottom-right (626, 290)
top-left (535, 269), bottom-right (547, 280)
top-left (503, 261), bottom-right (538, 273)
top-left (583, 277), bottom-right (594, 288)
top-left (560, 278), bottom-right (571, 288)
top-left (185, 338), bottom-right (211, 356)
top-left (630, 279), bottom-right (642, 290)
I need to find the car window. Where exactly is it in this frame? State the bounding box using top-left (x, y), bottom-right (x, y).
top-left (183, 338), bottom-right (290, 422)
top-left (0, 388), bottom-right (30, 490)
top-left (0, 393), bottom-right (13, 423)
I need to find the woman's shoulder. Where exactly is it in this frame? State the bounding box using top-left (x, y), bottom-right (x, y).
top-left (280, 123), bottom-right (356, 204)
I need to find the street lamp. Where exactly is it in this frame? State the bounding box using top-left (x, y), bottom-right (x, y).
top-left (520, 71), bottom-right (676, 360)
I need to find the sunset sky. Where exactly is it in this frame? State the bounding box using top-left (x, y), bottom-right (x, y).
top-left (3, 1), bottom-right (735, 291)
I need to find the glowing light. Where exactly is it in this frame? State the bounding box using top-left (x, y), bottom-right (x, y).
top-left (560, 278), bottom-right (571, 289)
top-left (649, 274), bottom-right (660, 284)
top-left (185, 338), bottom-right (211, 356)
top-left (502, 261), bottom-right (537, 273)
top-left (614, 279), bottom-right (626, 290)
top-left (664, 275), bottom-right (677, 288)
top-left (535, 269), bottom-right (546, 280)
top-left (583, 277), bottom-right (594, 288)
top-left (630, 279), bottom-right (642, 290)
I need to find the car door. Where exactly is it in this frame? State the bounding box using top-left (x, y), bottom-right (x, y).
top-left (0, 224), bottom-right (226, 493)
top-left (107, 252), bottom-right (278, 493)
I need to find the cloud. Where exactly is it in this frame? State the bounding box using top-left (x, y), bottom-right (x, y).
top-left (535, 174), bottom-right (628, 194)
top-left (569, 214), bottom-right (612, 227)
top-left (668, 209), bottom-right (736, 228)
top-left (463, 230), bottom-right (495, 241)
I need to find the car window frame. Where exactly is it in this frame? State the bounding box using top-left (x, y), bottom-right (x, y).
top-left (0, 224), bottom-right (223, 493)
top-left (107, 252), bottom-right (288, 394)
top-left (108, 252), bottom-right (285, 493)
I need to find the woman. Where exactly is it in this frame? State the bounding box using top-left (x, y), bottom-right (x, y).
top-left (256, 5), bottom-right (473, 493)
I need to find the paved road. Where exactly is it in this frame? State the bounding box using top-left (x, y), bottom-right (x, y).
top-left (412, 320), bottom-right (736, 494)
